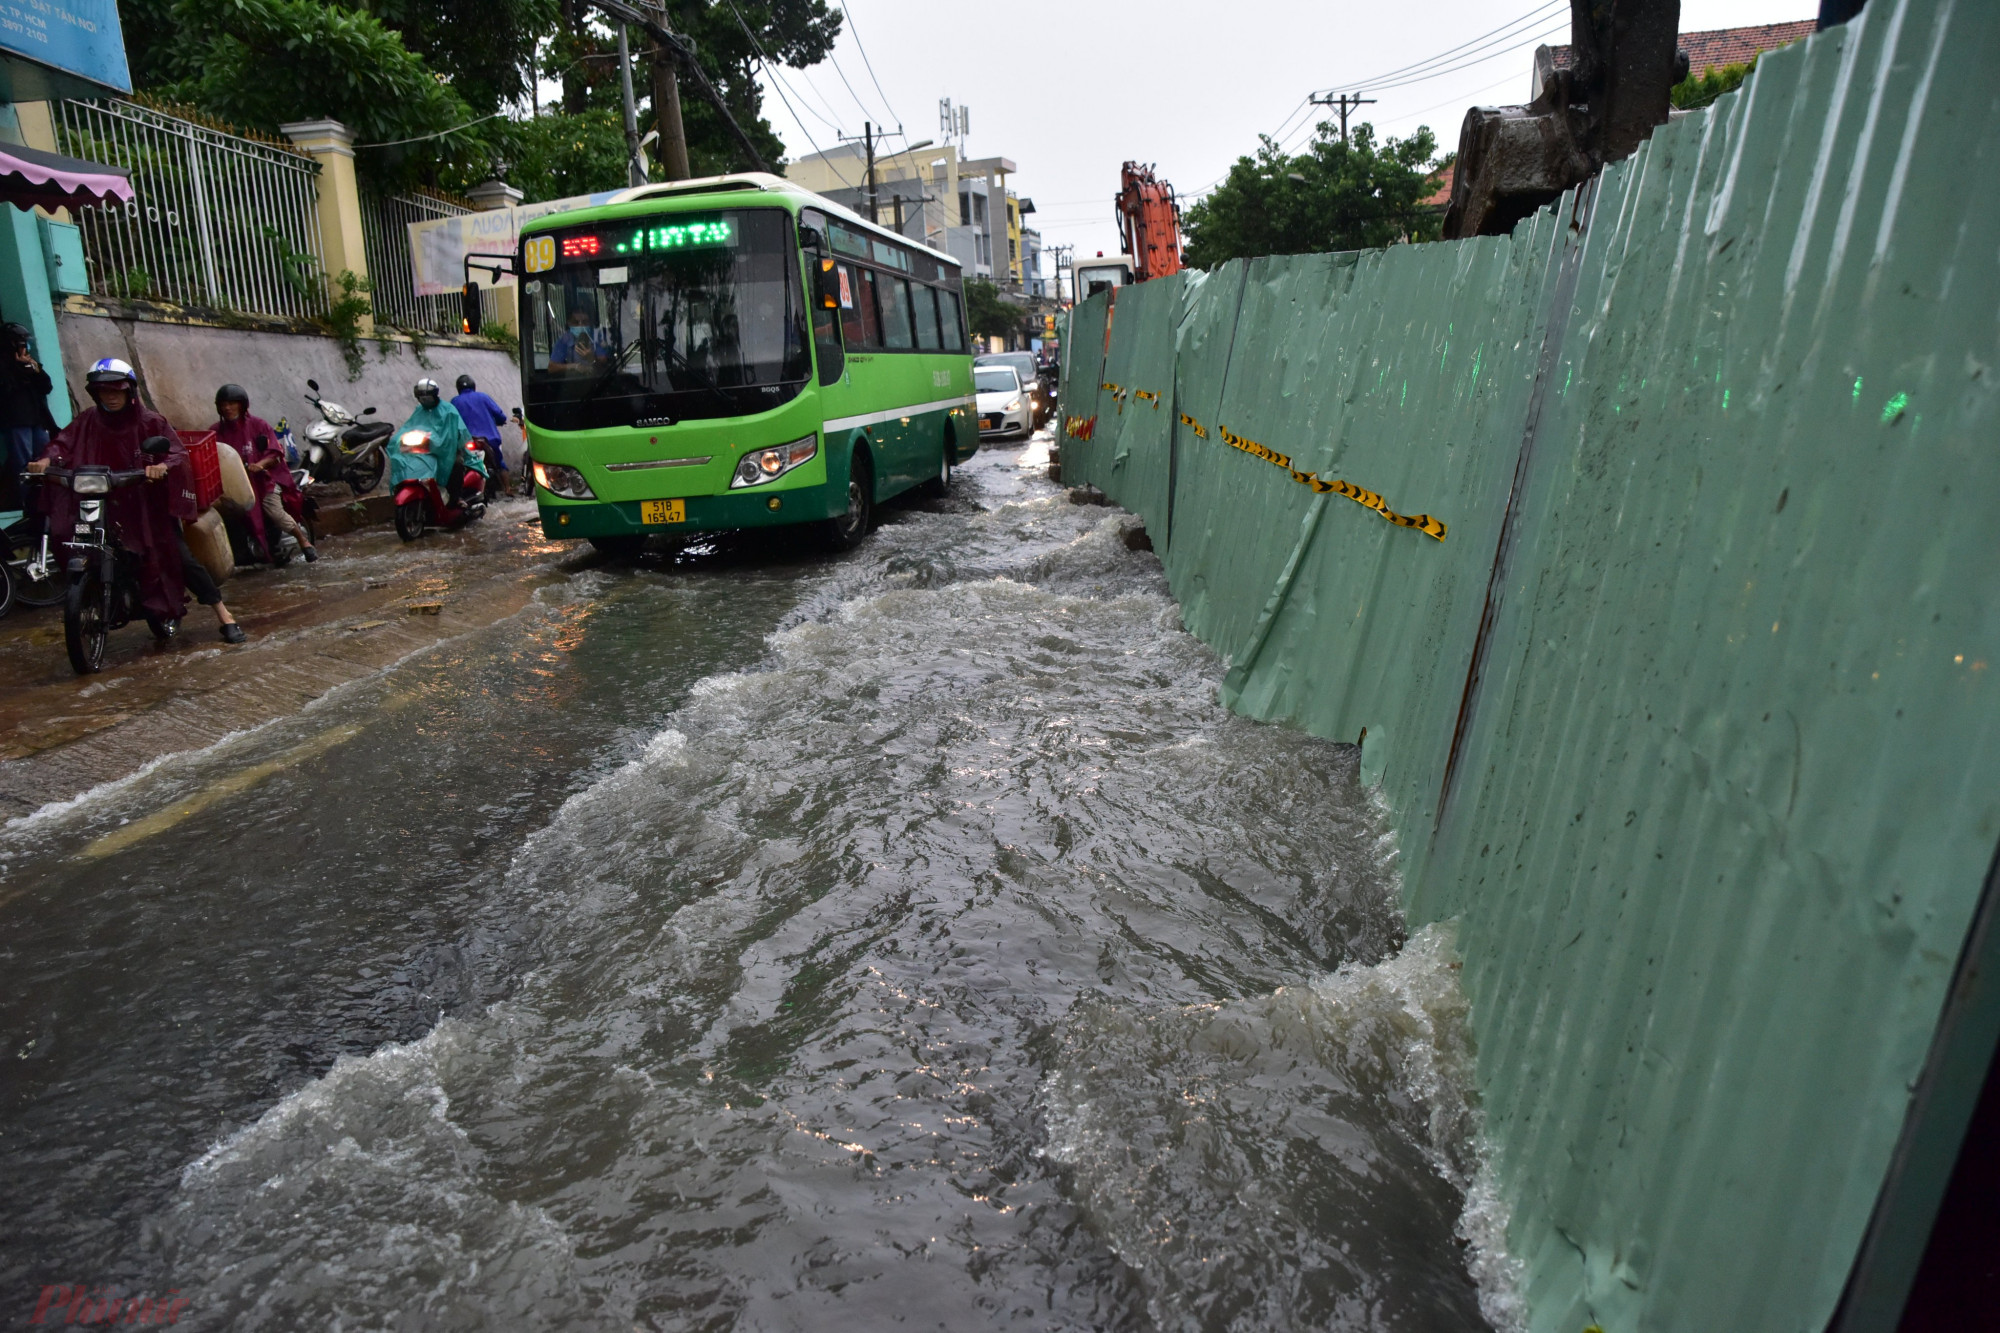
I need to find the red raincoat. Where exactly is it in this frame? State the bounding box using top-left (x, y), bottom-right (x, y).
top-left (212, 411), bottom-right (297, 548)
top-left (42, 402), bottom-right (196, 620)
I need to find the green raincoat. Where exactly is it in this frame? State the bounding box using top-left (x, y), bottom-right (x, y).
top-left (390, 400), bottom-right (484, 489)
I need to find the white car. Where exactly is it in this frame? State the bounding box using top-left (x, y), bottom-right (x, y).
top-left (975, 366), bottom-right (1030, 438)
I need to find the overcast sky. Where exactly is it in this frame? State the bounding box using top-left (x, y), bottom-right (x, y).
top-left (752, 0), bottom-right (1817, 267)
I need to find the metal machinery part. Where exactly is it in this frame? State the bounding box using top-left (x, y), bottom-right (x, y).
top-left (1443, 0), bottom-right (1686, 240)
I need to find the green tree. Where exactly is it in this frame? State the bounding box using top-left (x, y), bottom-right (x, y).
top-left (963, 279), bottom-right (1017, 342)
top-left (122, 0), bottom-right (848, 200)
top-left (1182, 122), bottom-right (1441, 270)
top-left (138, 0), bottom-right (489, 186)
top-left (1671, 57), bottom-right (1756, 110)
top-left (499, 108), bottom-right (628, 204)
top-left (358, 0), bottom-right (559, 115)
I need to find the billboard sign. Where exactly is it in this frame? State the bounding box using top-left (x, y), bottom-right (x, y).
top-left (0, 0), bottom-right (131, 100)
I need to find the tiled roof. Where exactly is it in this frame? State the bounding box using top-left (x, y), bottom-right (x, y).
top-left (1420, 163), bottom-right (1454, 209)
top-left (1546, 19), bottom-right (1817, 78)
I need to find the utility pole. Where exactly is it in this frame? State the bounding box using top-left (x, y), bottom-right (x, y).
top-left (651, 40), bottom-right (690, 180)
top-left (1309, 91), bottom-right (1377, 145)
top-left (587, 0), bottom-right (769, 173)
top-left (615, 21), bottom-right (646, 186)
top-left (839, 122), bottom-right (880, 223)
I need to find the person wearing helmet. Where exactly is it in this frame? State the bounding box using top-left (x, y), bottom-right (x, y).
top-left (27, 358), bottom-right (247, 643)
top-left (397, 377), bottom-right (478, 503)
top-left (450, 372), bottom-right (509, 495)
top-left (211, 384), bottom-right (317, 562)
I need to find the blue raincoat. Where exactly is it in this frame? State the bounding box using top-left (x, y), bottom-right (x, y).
top-left (390, 400), bottom-right (482, 490)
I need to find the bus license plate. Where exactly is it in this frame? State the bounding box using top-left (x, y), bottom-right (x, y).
top-left (640, 498), bottom-right (685, 525)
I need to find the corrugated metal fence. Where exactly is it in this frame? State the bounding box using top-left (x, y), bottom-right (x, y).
top-left (1060, 2), bottom-right (1998, 1329)
top-left (54, 99), bottom-right (325, 319)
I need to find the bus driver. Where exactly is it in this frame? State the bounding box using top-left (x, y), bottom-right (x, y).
top-left (550, 306), bottom-right (606, 372)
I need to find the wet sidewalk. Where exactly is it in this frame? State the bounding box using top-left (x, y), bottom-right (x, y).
top-left (0, 499), bottom-right (573, 820)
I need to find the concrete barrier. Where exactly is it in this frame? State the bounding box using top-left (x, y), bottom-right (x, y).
top-left (53, 309), bottom-right (521, 439)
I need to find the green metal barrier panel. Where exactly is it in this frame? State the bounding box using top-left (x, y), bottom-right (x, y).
top-left (1093, 272), bottom-right (1182, 532)
top-left (1077, 2), bottom-right (1999, 1329)
top-left (1059, 292), bottom-right (1110, 483)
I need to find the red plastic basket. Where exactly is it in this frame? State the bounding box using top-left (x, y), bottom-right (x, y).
top-left (179, 430), bottom-right (221, 511)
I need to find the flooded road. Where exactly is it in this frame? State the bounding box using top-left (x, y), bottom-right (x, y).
top-left (0, 436), bottom-right (1515, 1331)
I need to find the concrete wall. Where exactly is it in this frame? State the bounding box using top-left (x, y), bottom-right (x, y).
top-left (54, 310), bottom-right (521, 436)
top-left (1061, 3), bottom-right (1999, 1330)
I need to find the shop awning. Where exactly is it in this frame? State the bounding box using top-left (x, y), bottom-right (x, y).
top-left (0, 142), bottom-right (133, 212)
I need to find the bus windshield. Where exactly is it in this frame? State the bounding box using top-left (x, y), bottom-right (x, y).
top-left (523, 208), bottom-right (809, 431)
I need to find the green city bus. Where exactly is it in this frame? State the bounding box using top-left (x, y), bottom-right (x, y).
top-left (503, 173), bottom-right (979, 553)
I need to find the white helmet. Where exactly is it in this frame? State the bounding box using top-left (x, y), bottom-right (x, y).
top-left (414, 377), bottom-right (441, 408)
top-left (86, 356), bottom-right (137, 388)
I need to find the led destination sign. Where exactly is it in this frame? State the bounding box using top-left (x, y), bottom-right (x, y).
top-left (614, 220), bottom-right (734, 254)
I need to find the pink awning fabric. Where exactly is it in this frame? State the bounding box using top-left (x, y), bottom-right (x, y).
top-left (0, 142), bottom-right (133, 212)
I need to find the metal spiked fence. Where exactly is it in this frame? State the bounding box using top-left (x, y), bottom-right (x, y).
top-left (360, 187), bottom-right (503, 335)
top-left (53, 98), bottom-right (327, 319)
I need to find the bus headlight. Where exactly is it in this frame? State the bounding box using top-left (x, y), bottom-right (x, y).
top-left (730, 434), bottom-right (818, 488)
top-left (534, 462), bottom-right (595, 500)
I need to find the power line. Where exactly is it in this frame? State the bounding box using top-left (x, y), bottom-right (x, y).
top-left (824, 48), bottom-right (887, 126)
top-left (723, 0), bottom-right (852, 187)
top-left (1340, 17), bottom-right (1568, 96)
top-left (1317, 0), bottom-right (1565, 94)
top-left (835, 1), bottom-right (907, 137)
top-left (1188, 0), bottom-right (1570, 200)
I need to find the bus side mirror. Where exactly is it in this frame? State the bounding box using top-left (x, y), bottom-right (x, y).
top-left (461, 282), bottom-right (482, 336)
top-left (798, 224), bottom-right (825, 251)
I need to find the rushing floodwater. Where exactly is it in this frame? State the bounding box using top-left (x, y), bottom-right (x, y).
top-left (0, 437), bottom-right (1519, 1331)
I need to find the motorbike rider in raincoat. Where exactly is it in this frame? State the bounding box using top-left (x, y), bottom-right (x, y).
top-left (392, 378), bottom-right (485, 502)
top-left (212, 383), bottom-right (317, 562)
top-left (26, 358), bottom-right (247, 642)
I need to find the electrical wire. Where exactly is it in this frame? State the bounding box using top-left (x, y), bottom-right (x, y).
top-left (1338, 17), bottom-right (1568, 96)
top-left (723, 0), bottom-right (854, 187)
top-left (354, 112), bottom-right (505, 149)
top-left (835, 1), bottom-right (908, 136)
top-left (1317, 0), bottom-right (1565, 94)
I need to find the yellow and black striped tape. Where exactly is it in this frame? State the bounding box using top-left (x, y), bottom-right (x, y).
top-left (1185, 415), bottom-right (1446, 541)
top-left (1134, 389), bottom-right (1161, 408)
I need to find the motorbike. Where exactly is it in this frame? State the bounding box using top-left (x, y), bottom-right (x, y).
top-left (390, 427), bottom-right (487, 542)
top-left (26, 434), bottom-right (181, 674)
top-left (219, 436), bottom-right (317, 570)
top-left (2, 506), bottom-right (65, 616)
top-left (302, 378), bottom-right (393, 494)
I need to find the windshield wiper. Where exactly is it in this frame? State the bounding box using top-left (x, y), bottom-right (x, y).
top-left (661, 342), bottom-right (738, 412)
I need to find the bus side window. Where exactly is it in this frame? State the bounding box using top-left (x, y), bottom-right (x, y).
top-left (812, 257), bottom-right (845, 385)
top-left (911, 284), bottom-right (942, 351)
top-left (879, 276), bottom-right (916, 350)
top-left (842, 264), bottom-right (881, 348)
top-left (938, 288), bottom-right (967, 353)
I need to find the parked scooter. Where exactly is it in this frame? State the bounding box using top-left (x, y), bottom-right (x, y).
top-left (2, 507), bottom-right (65, 615)
top-left (390, 427), bottom-right (487, 541)
top-left (26, 434), bottom-right (181, 673)
top-left (302, 378), bottom-right (393, 494)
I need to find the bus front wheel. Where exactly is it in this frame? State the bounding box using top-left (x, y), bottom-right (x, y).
top-left (589, 535), bottom-right (646, 557)
top-left (821, 449), bottom-right (873, 552)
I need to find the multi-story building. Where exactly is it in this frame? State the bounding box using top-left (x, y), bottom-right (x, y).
top-left (788, 143), bottom-right (1022, 287)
